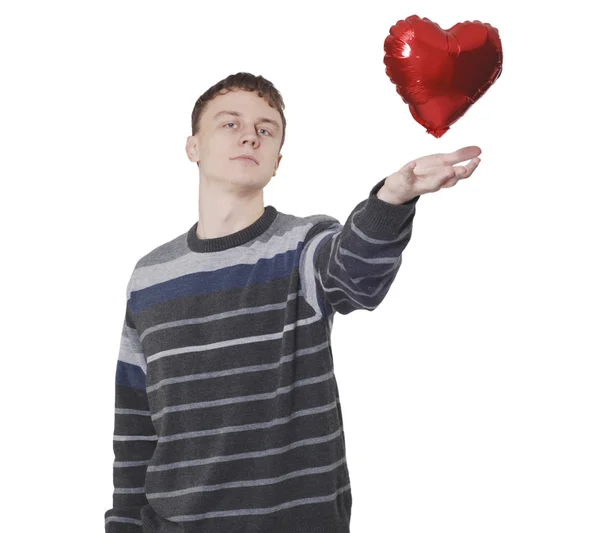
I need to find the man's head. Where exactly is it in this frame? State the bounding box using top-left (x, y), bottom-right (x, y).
top-left (186, 72), bottom-right (286, 195)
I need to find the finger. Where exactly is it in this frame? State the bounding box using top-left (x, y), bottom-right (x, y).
top-left (441, 158), bottom-right (480, 188)
top-left (403, 161), bottom-right (417, 174)
top-left (444, 146), bottom-right (482, 166)
top-left (422, 167), bottom-right (458, 192)
top-left (438, 169), bottom-right (458, 188)
top-left (440, 177), bottom-right (459, 189)
top-left (462, 157), bottom-right (480, 177)
top-left (453, 158), bottom-right (480, 178)
top-left (398, 161), bottom-right (417, 183)
top-left (415, 163), bottom-right (452, 185)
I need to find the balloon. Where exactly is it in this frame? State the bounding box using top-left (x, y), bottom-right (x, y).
top-left (383, 15), bottom-right (503, 138)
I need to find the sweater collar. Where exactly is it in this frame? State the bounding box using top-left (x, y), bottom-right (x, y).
top-left (186, 205), bottom-right (278, 253)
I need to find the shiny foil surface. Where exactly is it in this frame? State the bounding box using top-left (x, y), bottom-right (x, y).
top-left (384, 15), bottom-right (503, 137)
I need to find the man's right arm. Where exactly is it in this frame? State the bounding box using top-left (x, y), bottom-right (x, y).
top-left (104, 291), bottom-right (157, 532)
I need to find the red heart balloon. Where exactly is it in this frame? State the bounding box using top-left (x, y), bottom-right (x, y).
top-left (383, 15), bottom-right (503, 138)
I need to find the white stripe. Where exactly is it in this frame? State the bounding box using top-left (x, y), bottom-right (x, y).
top-left (146, 314), bottom-right (321, 365)
top-left (147, 339), bottom-right (329, 393)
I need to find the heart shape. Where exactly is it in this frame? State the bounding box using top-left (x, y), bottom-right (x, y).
top-left (383, 15), bottom-right (503, 137)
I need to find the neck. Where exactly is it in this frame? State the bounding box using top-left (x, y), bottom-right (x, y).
top-left (196, 177), bottom-right (266, 240)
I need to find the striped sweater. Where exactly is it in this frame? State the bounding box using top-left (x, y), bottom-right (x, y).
top-left (105, 177), bottom-right (419, 533)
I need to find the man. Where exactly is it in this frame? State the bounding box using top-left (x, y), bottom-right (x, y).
top-left (105, 72), bottom-right (481, 533)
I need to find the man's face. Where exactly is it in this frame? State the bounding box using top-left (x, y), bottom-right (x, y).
top-left (187, 89), bottom-right (283, 193)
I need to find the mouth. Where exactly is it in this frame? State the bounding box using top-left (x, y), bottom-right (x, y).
top-left (231, 155), bottom-right (258, 165)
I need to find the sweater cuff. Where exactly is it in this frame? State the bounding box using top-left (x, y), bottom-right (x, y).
top-left (357, 177), bottom-right (420, 239)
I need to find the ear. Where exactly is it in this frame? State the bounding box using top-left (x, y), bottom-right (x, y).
top-left (186, 135), bottom-right (200, 164)
top-left (273, 153), bottom-right (283, 176)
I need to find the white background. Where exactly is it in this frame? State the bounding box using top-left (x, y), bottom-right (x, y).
top-left (2, 0), bottom-right (598, 531)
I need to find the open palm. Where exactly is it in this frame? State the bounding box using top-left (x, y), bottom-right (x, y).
top-left (385, 145), bottom-right (482, 202)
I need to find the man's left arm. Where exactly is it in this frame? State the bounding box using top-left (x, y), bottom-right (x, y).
top-left (308, 144), bottom-right (482, 317)
top-left (310, 177), bottom-right (420, 316)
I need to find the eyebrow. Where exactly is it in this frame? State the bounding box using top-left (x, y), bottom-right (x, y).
top-left (213, 110), bottom-right (281, 132)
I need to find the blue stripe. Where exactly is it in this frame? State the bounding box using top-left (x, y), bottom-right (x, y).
top-left (116, 360), bottom-right (146, 390)
top-left (129, 244), bottom-right (303, 314)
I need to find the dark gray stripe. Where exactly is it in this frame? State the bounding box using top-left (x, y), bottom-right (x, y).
top-left (147, 339), bottom-right (329, 394)
top-left (146, 314), bottom-right (320, 365)
top-left (147, 428), bottom-right (342, 473)
top-left (151, 371), bottom-right (334, 421)
top-left (169, 483), bottom-right (352, 521)
top-left (140, 293), bottom-right (298, 343)
top-left (158, 401), bottom-right (337, 443)
top-left (148, 457), bottom-right (347, 499)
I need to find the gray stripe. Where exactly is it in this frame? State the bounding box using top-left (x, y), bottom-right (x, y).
top-left (105, 516), bottom-right (143, 525)
top-left (349, 207), bottom-right (409, 244)
top-left (326, 233), bottom-right (384, 297)
top-left (147, 428), bottom-right (342, 473)
top-left (148, 457), bottom-right (347, 499)
top-left (333, 240), bottom-right (399, 287)
top-left (115, 408), bottom-right (151, 416)
top-left (114, 486), bottom-right (146, 494)
top-left (151, 371), bottom-right (334, 421)
top-left (339, 245), bottom-right (399, 264)
top-left (331, 238), bottom-right (397, 295)
top-left (113, 434), bottom-right (159, 442)
top-left (117, 322), bottom-right (146, 374)
top-left (129, 223), bottom-right (311, 294)
top-left (315, 207), bottom-right (411, 310)
top-left (147, 340), bottom-right (329, 394)
top-left (300, 228), bottom-right (337, 314)
top-left (114, 459), bottom-right (152, 467)
top-left (140, 293), bottom-right (297, 343)
top-left (158, 401), bottom-right (338, 443)
top-left (338, 246), bottom-right (401, 283)
top-left (319, 233), bottom-right (382, 309)
top-left (146, 314), bottom-right (321, 365)
top-left (169, 483), bottom-right (351, 522)
top-left (307, 226), bottom-right (384, 310)
top-left (318, 265), bottom-right (377, 310)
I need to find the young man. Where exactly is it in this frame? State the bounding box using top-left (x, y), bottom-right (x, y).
top-left (105, 72), bottom-right (481, 533)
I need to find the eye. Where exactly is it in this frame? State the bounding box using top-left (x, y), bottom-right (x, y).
top-left (224, 123), bottom-right (271, 136)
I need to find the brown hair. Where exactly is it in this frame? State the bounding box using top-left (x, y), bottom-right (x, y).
top-left (191, 72), bottom-right (286, 152)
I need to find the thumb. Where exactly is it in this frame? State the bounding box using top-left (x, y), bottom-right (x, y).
top-left (400, 161), bottom-right (417, 181)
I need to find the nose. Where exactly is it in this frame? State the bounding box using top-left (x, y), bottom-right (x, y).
top-left (240, 128), bottom-right (259, 147)
top-left (242, 137), bottom-right (258, 147)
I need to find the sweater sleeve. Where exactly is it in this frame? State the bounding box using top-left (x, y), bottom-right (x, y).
top-left (309, 177), bottom-right (420, 316)
top-left (104, 281), bottom-right (157, 532)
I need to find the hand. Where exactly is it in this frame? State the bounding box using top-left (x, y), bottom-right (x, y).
top-left (379, 145), bottom-right (482, 204)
